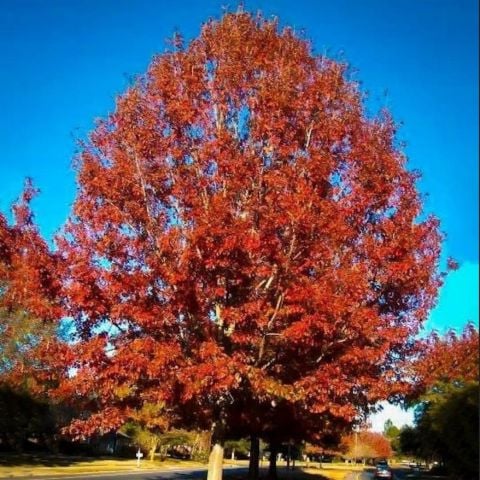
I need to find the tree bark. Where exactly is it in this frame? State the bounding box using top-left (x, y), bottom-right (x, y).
top-left (149, 447), bottom-right (155, 461)
top-left (149, 438), bottom-right (159, 462)
top-left (248, 434), bottom-right (260, 480)
top-left (268, 442), bottom-right (279, 480)
top-left (207, 421), bottom-right (225, 480)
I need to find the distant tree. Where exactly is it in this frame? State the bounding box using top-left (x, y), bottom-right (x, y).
top-left (341, 431), bottom-right (392, 462)
top-left (224, 438), bottom-right (251, 459)
top-left (0, 310), bottom-right (55, 376)
top-left (414, 323), bottom-right (479, 395)
top-left (0, 181), bottom-right (61, 387)
top-left (427, 383), bottom-right (478, 479)
top-left (0, 384), bottom-right (56, 452)
top-left (121, 423), bottom-right (160, 461)
top-left (303, 442), bottom-right (323, 459)
top-left (156, 429), bottom-right (196, 459)
top-left (398, 425), bottom-right (421, 457)
top-left (383, 419), bottom-right (400, 453)
top-left (0, 183), bottom-right (67, 452)
top-left (403, 325), bottom-right (479, 478)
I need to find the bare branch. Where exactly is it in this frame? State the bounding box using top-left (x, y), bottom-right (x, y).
top-left (305, 122), bottom-right (314, 149)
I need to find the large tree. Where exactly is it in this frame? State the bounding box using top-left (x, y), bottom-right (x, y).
top-left (53, 11), bottom-right (442, 480)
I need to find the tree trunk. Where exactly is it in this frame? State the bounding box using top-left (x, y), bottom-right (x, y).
top-left (149, 443), bottom-right (157, 461)
top-left (248, 434), bottom-right (260, 480)
top-left (268, 442), bottom-right (278, 480)
top-left (207, 421), bottom-right (225, 480)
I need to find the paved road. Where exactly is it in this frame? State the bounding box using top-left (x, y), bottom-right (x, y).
top-left (0, 465), bottom-right (248, 480)
top-left (345, 470), bottom-right (372, 480)
top-left (2, 465), bottom-right (417, 480)
top-left (345, 466), bottom-right (411, 480)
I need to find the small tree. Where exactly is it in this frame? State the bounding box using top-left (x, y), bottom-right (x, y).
top-left (224, 438), bottom-right (250, 459)
top-left (383, 419), bottom-right (400, 454)
top-left (122, 423), bottom-right (160, 461)
top-left (341, 431), bottom-right (392, 463)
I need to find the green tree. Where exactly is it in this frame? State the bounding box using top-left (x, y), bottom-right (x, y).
top-left (0, 384), bottom-right (56, 452)
top-left (121, 423), bottom-right (198, 461)
top-left (122, 423), bottom-right (160, 461)
top-left (402, 326), bottom-right (479, 478)
top-left (383, 419), bottom-right (400, 453)
top-left (224, 438), bottom-right (250, 459)
top-left (398, 425), bottom-right (421, 458)
top-left (0, 309), bottom-right (57, 378)
top-left (414, 383), bottom-right (479, 479)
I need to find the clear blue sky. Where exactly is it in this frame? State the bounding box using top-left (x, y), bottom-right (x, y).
top-left (1, 0), bottom-right (478, 334)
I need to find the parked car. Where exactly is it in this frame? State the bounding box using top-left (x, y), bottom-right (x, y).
top-left (374, 461), bottom-right (393, 479)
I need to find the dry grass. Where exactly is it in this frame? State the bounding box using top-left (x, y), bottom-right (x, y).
top-left (0, 455), bottom-right (206, 478)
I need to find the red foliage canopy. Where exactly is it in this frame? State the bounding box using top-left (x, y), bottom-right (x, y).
top-left (0, 180), bottom-right (61, 321)
top-left (51, 12), bottom-right (442, 437)
top-left (414, 324), bottom-right (479, 392)
top-left (341, 431), bottom-right (393, 459)
top-left (0, 181), bottom-right (62, 384)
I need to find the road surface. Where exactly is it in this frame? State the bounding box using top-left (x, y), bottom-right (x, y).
top-left (345, 466), bottom-right (411, 480)
top-left (0, 465), bottom-right (248, 480)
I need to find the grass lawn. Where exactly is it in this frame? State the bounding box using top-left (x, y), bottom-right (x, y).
top-left (0, 456), bottom-right (356, 479)
top-left (0, 454), bottom-right (205, 478)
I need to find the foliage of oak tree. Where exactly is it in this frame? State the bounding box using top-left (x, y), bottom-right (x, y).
top-left (341, 431), bottom-right (392, 461)
top-left (0, 182), bottom-right (67, 452)
top-left (414, 323), bottom-right (478, 394)
top-left (31, 11), bottom-right (443, 480)
top-left (0, 181), bottom-right (61, 383)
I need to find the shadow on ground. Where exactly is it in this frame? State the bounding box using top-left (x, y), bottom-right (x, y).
top-left (142, 471), bottom-right (331, 480)
top-left (0, 453), bottom-right (124, 468)
top-left (150, 468), bottom-right (330, 480)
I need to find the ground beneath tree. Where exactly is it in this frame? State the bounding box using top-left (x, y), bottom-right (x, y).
top-left (0, 456), bottom-right (356, 480)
